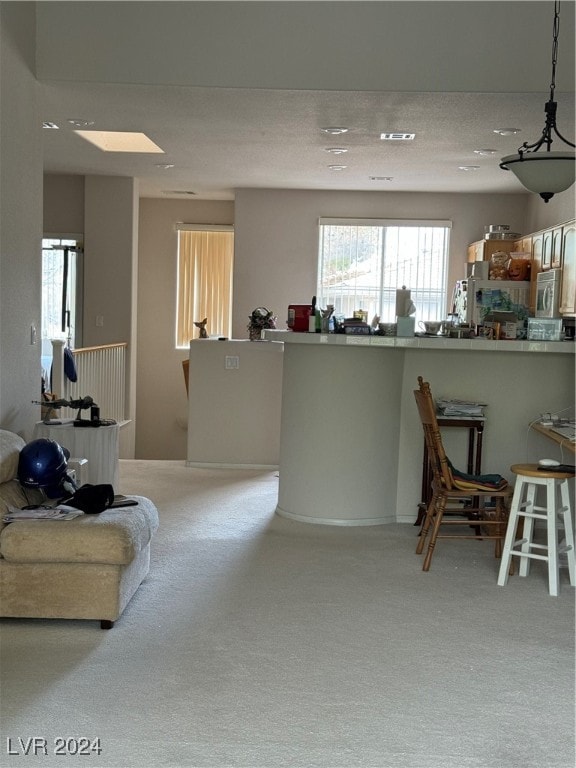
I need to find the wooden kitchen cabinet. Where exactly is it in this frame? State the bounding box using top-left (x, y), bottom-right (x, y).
top-left (466, 239), bottom-right (514, 263)
top-left (551, 227), bottom-right (563, 269)
top-left (559, 222), bottom-right (576, 316)
top-left (513, 236), bottom-right (532, 255)
top-left (541, 228), bottom-right (553, 270)
top-left (467, 220), bottom-right (575, 317)
top-left (531, 232), bottom-right (543, 273)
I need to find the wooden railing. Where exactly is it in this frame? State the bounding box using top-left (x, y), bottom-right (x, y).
top-left (51, 341), bottom-right (128, 423)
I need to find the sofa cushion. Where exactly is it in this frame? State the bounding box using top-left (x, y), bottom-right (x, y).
top-left (0, 497), bottom-right (159, 565)
top-left (0, 479), bottom-right (46, 537)
top-left (0, 430), bottom-right (25, 484)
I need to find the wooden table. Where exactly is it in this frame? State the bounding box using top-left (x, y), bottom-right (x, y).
top-left (416, 415), bottom-right (485, 525)
top-left (531, 422), bottom-right (576, 455)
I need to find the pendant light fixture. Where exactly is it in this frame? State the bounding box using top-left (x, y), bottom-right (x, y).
top-left (499, 1), bottom-right (575, 203)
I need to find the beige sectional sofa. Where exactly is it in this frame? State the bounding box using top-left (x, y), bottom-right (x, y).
top-left (0, 429), bottom-right (158, 628)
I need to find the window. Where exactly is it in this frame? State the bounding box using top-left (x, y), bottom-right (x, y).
top-left (176, 226), bottom-right (234, 348)
top-left (41, 236), bottom-right (84, 387)
top-left (317, 219), bottom-right (451, 322)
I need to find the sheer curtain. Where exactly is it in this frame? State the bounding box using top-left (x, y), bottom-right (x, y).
top-left (176, 228), bottom-right (234, 347)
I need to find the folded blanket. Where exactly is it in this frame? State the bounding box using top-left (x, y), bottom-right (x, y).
top-left (447, 459), bottom-right (508, 491)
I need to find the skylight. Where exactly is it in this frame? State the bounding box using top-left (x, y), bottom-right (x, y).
top-left (74, 131), bottom-right (164, 153)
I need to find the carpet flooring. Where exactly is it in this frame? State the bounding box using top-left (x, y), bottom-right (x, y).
top-left (1, 460), bottom-right (574, 768)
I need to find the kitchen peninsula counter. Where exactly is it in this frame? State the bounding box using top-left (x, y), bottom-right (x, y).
top-left (264, 329), bottom-right (574, 354)
top-left (263, 330), bottom-right (575, 526)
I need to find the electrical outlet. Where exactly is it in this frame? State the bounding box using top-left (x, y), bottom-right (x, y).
top-left (96, 315), bottom-right (104, 327)
top-left (30, 324), bottom-right (37, 345)
top-left (225, 355), bottom-right (239, 369)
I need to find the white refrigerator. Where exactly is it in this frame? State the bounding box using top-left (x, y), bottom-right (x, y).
top-left (453, 279), bottom-right (531, 326)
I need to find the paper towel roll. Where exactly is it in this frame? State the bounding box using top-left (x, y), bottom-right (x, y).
top-left (396, 287), bottom-right (411, 317)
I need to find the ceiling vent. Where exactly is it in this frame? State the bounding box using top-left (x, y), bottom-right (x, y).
top-left (380, 132), bottom-right (415, 141)
top-left (42, 122), bottom-right (60, 130)
top-left (163, 190), bottom-right (196, 196)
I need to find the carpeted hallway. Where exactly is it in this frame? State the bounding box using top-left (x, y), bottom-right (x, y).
top-left (1, 460), bottom-right (574, 768)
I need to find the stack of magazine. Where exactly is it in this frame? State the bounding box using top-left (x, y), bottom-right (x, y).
top-left (436, 398), bottom-right (486, 417)
top-left (3, 506), bottom-right (83, 522)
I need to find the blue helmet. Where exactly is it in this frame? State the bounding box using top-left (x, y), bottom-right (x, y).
top-left (18, 438), bottom-right (73, 498)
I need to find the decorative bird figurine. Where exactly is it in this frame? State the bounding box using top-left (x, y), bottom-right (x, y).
top-left (194, 318), bottom-right (208, 338)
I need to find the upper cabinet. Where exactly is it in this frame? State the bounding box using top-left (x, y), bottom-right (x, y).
top-left (559, 222), bottom-right (576, 317)
top-left (471, 219), bottom-right (575, 318)
top-left (466, 239), bottom-right (515, 263)
top-left (541, 229), bottom-right (553, 270)
top-left (551, 227), bottom-right (563, 269)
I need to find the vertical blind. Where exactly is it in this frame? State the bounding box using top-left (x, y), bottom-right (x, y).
top-left (176, 227), bottom-right (234, 347)
top-left (317, 218), bottom-right (451, 322)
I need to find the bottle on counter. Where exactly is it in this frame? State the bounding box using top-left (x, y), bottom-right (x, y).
top-left (315, 307), bottom-right (322, 333)
top-left (309, 296), bottom-right (317, 333)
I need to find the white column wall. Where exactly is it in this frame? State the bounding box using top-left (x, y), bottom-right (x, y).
top-left (187, 339), bottom-right (283, 468)
top-left (271, 336), bottom-right (574, 525)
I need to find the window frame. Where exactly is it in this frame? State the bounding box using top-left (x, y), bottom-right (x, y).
top-left (316, 217), bottom-right (452, 323)
top-left (175, 224), bottom-right (234, 349)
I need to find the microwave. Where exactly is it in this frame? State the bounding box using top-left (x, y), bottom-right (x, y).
top-left (535, 268), bottom-right (562, 318)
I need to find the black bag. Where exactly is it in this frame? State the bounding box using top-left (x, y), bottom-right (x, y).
top-left (63, 484), bottom-right (115, 514)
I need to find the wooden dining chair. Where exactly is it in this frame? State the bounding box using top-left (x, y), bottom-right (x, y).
top-left (413, 376), bottom-right (513, 571)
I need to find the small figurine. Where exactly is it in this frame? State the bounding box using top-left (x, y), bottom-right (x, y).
top-left (194, 318), bottom-right (208, 338)
top-left (247, 307), bottom-right (276, 341)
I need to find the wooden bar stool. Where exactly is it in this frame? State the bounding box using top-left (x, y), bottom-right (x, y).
top-left (497, 464), bottom-right (576, 596)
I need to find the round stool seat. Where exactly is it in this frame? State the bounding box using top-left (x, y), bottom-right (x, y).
top-left (510, 463), bottom-right (575, 480)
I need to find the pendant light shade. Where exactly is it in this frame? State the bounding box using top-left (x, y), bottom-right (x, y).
top-left (500, 152), bottom-right (576, 203)
top-left (499, 1), bottom-right (575, 203)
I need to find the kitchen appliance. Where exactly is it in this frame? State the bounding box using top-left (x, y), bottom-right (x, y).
top-left (535, 268), bottom-right (562, 318)
top-left (453, 278), bottom-right (531, 328)
top-left (287, 304), bottom-right (311, 332)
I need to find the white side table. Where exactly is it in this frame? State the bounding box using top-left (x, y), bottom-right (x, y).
top-left (33, 421), bottom-right (119, 487)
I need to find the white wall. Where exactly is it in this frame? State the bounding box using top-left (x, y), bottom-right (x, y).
top-left (84, 176), bottom-right (139, 457)
top-left (0, 4), bottom-right (43, 439)
top-left (187, 339), bottom-right (283, 468)
top-left (232, 189), bottom-right (531, 338)
top-left (35, 2), bottom-right (573, 95)
top-left (527, 188), bottom-right (576, 234)
top-left (137, 198), bottom-right (234, 459)
top-left (44, 175), bottom-right (85, 236)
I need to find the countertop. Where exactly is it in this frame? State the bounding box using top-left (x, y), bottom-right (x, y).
top-left (263, 329), bottom-right (575, 354)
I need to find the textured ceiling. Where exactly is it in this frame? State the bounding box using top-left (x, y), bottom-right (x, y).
top-left (37, 1), bottom-right (576, 200)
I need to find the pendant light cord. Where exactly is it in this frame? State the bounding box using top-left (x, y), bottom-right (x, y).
top-left (549, 1), bottom-right (560, 102)
top-left (519, 0), bottom-right (574, 154)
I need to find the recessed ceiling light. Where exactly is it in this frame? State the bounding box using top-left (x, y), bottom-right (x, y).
top-left (328, 165), bottom-right (347, 171)
top-left (324, 147), bottom-right (348, 154)
top-left (493, 128), bottom-right (521, 136)
top-left (42, 122), bottom-right (59, 129)
top-left (473, 149), bottom-right (497, 156)
top-left (321, 127), bottom-right (349, 135)
top-left (369, 176), bottom-right (394, 181)
top-left (381, 133), bottom-right (416, 141)
top-left (74, 130), bottom-right (164, 153)
top-left (67, 119), bottom-right (94, 128)
top-left (458, 165), bottom-right (480, 171)
top-left (155, 163), bottom-right (175, 169)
